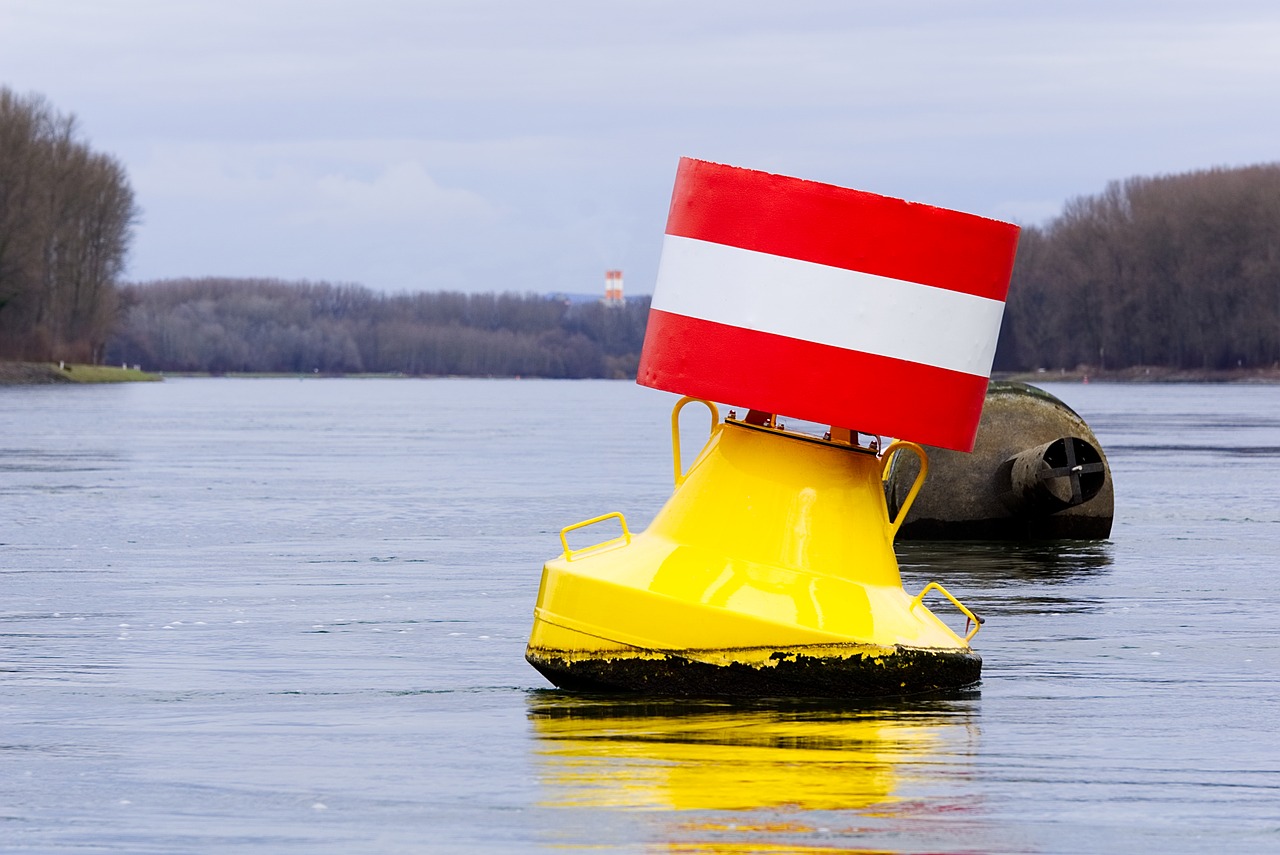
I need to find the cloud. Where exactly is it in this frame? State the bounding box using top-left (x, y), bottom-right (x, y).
top-left (124, 141), bottom-right (507, 289)
top-left (7, 0), bottom-right (1280, 291)
top-left (131, 141), bottom-right (498, 227)
top-left (303, 161), bottom-right (496, 227)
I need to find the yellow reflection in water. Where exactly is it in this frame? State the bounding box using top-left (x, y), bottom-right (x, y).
top-left (529, 694), bottom-right (977, 852)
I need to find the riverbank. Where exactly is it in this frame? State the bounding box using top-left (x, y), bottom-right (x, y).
top-left (5, 360), bottom-right (1277, 386)
top-left (0, 361), bottom-right (162, 385)
top-left (996, 365), bottom-right (1280, 384)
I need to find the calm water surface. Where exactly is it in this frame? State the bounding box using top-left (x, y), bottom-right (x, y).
top-left (2, 378), bottom-right (1278, 853)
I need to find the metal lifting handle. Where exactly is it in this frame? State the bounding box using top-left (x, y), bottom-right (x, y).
top-left (671, 396), bottom-right (721, 487)
top-left (559, 512), bottom-right (631, 560)
top-left (880, 440), bottom-right (928, 539)
top-left (909, 581), bottom-right (985, 643)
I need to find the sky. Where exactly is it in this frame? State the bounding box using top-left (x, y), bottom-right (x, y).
top-left (3, 0), bottom-right (1279, 295)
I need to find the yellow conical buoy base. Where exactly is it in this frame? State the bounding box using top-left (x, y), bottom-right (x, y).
top-left (526, 403), bottom-right (982, 698)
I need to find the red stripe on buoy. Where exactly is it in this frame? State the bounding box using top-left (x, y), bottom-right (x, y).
top-left (665, 158), bottom-right (1018, 301)
top-left (639, 309), bottom-right (990, 452)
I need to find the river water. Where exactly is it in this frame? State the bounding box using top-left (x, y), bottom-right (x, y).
top-left (1, 378), bottom-right (1277, 853)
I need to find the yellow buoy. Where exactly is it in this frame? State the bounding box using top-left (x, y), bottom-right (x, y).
top-left (526, 397), bottom-right (982, 698)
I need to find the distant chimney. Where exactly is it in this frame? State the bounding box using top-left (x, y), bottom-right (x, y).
top-left (604, 269), bottom-right (625, 305)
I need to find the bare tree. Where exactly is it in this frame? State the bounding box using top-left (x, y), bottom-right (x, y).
top-left (0, 87), bottom-right (138, 362)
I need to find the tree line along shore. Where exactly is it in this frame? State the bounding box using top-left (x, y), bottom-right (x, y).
top-left (999, 162), bottom-right (1280, 373)
top-left (106, 280), bottom-right (651, 379)
top-left (3, 88), bottom-right (1280, 383)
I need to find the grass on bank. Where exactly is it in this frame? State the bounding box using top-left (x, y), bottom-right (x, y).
top-left (0, 361), bottom-right (162, 384)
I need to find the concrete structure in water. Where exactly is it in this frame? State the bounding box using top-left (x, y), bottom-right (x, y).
top-left (886, 381), bottom-right (1114, 540)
